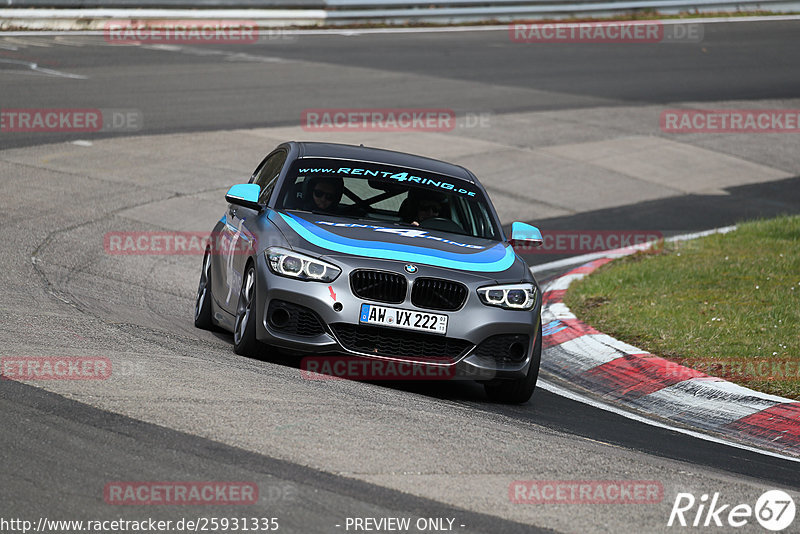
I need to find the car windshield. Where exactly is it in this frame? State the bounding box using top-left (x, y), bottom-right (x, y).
top-left (276, 158), bottom-right (500, 240)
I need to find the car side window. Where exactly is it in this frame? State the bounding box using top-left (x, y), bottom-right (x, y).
top-left (252, 150), bottom-right (287, 205)
top-left (453, 197), bottom-right (496, 239)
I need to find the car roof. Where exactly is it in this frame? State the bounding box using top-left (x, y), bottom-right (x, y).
top-left (293, 141), bottom-right (476, 184)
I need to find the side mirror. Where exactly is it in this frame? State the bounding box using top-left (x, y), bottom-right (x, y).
top-left (510, 222), bottom-right (543, 249)
top-left (225, 183), bottom-right (262, 211)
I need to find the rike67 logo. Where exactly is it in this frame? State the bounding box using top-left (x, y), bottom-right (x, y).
top-left (668, 490), bottom-right (795, 531)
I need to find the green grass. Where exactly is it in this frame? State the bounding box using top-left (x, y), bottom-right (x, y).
top-left (564, 215), bottom-right (800, 400)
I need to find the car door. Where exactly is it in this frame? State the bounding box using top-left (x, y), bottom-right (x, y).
top-left (217, 149), bottom-right (287, 316)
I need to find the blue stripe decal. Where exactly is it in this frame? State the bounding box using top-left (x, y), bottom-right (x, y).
top-left (280, 213), bottom-right (515, 272)
top-left (543, 320), bottom-right (567, 337)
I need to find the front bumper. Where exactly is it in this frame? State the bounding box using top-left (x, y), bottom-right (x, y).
top-left (254, 254), bottom-right (541, 380)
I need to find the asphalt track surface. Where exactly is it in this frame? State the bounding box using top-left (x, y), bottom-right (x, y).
top-left (2, 20), bottom-right (800, 534)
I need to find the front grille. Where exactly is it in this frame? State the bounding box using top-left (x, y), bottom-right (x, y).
top-left (267, 300), bottom-right (326, 337)
top-left (350, 270), bottom-right (407, 304)
top-left (472, 334), bottom-right (530, 366)
top-left (330, 323), bottom-right (472, 361)
top-left (411, 278), bottom-right (468, 311)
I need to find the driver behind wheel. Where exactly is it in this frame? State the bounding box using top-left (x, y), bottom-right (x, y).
top-left (302, 175), bottom-right (344, 213)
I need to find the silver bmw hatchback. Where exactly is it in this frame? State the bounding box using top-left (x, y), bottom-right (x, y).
top-left (195, 141), bottom-right (544, 403)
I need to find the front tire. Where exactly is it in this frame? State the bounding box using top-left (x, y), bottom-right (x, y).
top-left (484, 322), bottom-right (542, 404)
top-left (233, 263), bottom-right (260, 357)
top-left (194, 249), bottom-right (214, 329)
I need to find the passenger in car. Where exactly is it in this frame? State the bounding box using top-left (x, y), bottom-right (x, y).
top-left (400, 191), bottom-right (446, 227)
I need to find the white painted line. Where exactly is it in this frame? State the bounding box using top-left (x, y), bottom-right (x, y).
top-left (665, 225), bottom-right (737, 243)
top-left (538, 378), bottom-right (800, 463)
top-left (0, 57), bottom-right (87, 79)
top-left (532, 253), bottom-right (610, 274)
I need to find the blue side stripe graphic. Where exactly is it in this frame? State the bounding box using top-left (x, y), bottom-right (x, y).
top-left (280, 213), bottom-right (515, 272)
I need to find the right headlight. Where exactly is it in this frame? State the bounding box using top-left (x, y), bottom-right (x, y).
top-left (265, 247), bottom-right (341, 282)
top-left (477, 283), bottom-right (537, 310)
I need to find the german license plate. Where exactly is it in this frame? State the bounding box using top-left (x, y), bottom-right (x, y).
top-left (359, 304), bottom-right (448, 335)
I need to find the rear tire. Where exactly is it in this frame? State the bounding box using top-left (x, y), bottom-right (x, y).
top-left (194, 249), bottom-right (214, 329)
top-left (233, 263), bottom-right (260, 357)
top-left (484, 322), bottom-right (542, 404)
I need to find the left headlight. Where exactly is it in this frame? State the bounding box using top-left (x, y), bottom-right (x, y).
top-left (265, 247), bottom-right (341, 282)
top-left (477, 283), bottom-right (537, 310)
